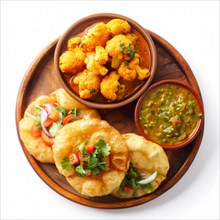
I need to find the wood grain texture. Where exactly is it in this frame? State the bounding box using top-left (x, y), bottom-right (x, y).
top-left (15, 31), bottom-right (204, 208)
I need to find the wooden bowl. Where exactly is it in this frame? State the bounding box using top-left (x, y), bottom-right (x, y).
top-left (134, 80), bottom-right (204, 149)
top-left (54, 13), bottom-right (157, 109)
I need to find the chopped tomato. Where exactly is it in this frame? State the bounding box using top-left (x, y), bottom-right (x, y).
top-left (105, 155), bottom-right (111, 167)
top-left (31, 123), bottom-right (41, 137)
top-left (48, 109), bottom-right (60, 121)
top-left (43, 118), bottom-right (54, 127)
top-left (41, 131), bottom-right (54, 147)
top-left (85, 143), bottom-right (95, 154)
top-left (69, 153), bottom-right (80, 165)
top-left (76, 152), bottom-right (83, 162)
top-left (123, 185), bottom-right (132, 193)
top-left (62, 114), bottom-right (74, 125)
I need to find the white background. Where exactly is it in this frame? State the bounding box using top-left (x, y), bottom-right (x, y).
top-left (1, 1), bottom-right (219, 219)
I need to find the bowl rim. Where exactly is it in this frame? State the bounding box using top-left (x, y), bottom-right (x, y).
top-left (54, 13), bottom-right (157, 109)
top-left (134, 79), bottom-right (204, 149)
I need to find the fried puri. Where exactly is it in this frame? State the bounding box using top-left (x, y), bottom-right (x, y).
top-left (111, 133), bottom-right (169, 199)
top-left (19, 88), bottom-right (100, 163)
top-left (52, 118), bottom-right (129, 197)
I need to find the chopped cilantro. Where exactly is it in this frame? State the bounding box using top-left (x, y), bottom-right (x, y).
top-left (95, 139), bottom-right (110, 156)
top-left (117, 85), bottom-right (122, 91)
top-left (78, 142), bottom-right (86, 155)
top-left (75, 164), bottom-right (86, 176)
top-left (68, 108), bottom-right (80, 117)
top-left (61, 157), bottom-right (72, 171)
top-left (33, 107), bottom-right (42, 130)
top-left (120, 42), bottom-right (126, 54)
top-left (55, 105), bottom-right (67, 117)
top-left (127, 44), bottom-right (135, 59)
top-left (90, 88), bottom-right (97, 94)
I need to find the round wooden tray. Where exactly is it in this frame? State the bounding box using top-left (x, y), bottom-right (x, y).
top-left (15, 30), bottom-right (204, 208)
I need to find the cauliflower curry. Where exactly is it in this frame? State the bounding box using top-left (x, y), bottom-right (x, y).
top-left (59, 18), bottom-right (151, 102)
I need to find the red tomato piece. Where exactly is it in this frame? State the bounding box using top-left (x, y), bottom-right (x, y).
top-left (123, 185), bottom-right (132, 193)
top-left (31, 123), bottom-right (41, 137)
top-left (43, 118), bottom-right (54, 127)
top-left (85, 143), bottom-right (95, 154)
top-left (41, 131), bottom-right (54, 147)
top-left (69, 153), bottom-right (80, 165)
top-left (62, 114), bottom-right (74, 125)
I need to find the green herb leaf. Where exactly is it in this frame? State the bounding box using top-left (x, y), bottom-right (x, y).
top-left (88, 154), bottom-right (98, 169)
top-left (78, 142), bottom-right (86, 155)
top-left (120, 42), bottom-right (126, 54)
top-left (95, 139), bottom-right (110, 156)
top-left (90, 88), bottom-right (97, 94)
top-left (75, 164), bottom-right (86, 176)
top-left (55, 105), bottom-right (67, 117)
top-left (127, 44), bottom-right (135, 59)
top-left (61, 157), bottom-right (72, 171)
top-left (33, 107), bottom-right (42, 130)
top-left (68, 108), bottom-right (80, 117)
top-left (49, 122), bottom-right (63, 137)
top-left (92, 167), bottom-right (101, 176)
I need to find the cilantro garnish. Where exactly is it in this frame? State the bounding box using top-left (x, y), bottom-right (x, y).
top-left (68, 108), bottom-right (80, 117)
top-left (90, 88), bottom-right (97, 94)
top-left (55, 105), bottom-right (67, 117)
top-left (127, 44), bottom-right (135, 59)
top-left (33, 107), bottom-right (42, 130)
top-left (61, 139), bottom-right (111, 177)
top-left (95, 139), bottom-right (110, 157)
top-left (61, 157), bottom-right (72, 171)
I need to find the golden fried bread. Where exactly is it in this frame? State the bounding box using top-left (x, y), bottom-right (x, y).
top-left (53, 118), bottom-right (129, 197)
top-left (111, 133), bottom-right (169, 198)
top-left (19, 89), bottom-right (100, 163)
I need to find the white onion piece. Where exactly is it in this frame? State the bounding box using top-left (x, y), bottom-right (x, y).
top-left (40, 108), bottom-right (53, 137)
top-left (43, 103), bottom-right (54, 114)
top-left (140, 173), bottom-right (147, 177)
top-left (137, 171), bottom-right (158, 185)
top-left (57, 112), bottom-right (64, 124)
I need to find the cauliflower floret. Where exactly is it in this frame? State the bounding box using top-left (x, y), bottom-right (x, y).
top-left (125, 33), bottom-right (138, 44)
top-left (118, 54), bottom-right (150, 81)
top-left (59, 48), bottom-right (86, 74)
top-left (118, 61), bottom-right (136, 81)
top-left (106, 19), bottom-right (131, 36)
top-left (100, 71), bottom-right (121, 101)
top-left (136, 66), bottom-right (150, 80)
top-left (94, 46), bottom-right (109, 65)
top-left (73, 69), bottom-right (101, 99)
top-left (105, 34), bottom-right (135, 61)
top-left (80, 22), bottom-right (110, 52)
top-left (85, 51), bottom-right (108, 76)
top-left (130, 54), bottom-right (150, 80)
top-left (67, 36), bottom-right (82, 51)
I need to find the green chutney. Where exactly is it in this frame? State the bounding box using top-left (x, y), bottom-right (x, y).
top-left (139, 84), bottom-right (202, 145)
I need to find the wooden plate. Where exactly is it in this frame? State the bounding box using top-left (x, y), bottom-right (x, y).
top-left (15, 30), bottom-right (204, 208)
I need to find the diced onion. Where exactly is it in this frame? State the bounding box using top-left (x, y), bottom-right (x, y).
top-left (40, 108), bottom-right (53, 137)
top-left (43, 103), bottom-right (54, 114)
top-left (137, 170), bottom-right (158, 185)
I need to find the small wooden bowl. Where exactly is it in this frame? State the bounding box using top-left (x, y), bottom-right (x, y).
top-left (134, 80), bottom-right (204, 149)
top-left (54, 13), bottom-right (157, 109)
